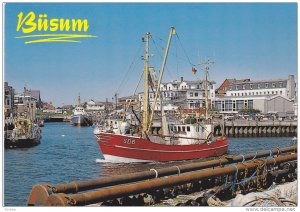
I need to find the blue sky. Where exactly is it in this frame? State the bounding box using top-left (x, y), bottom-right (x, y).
top-left (4, 3), bottom-right (297, 106)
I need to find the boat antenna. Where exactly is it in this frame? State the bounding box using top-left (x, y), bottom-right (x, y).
top-left (199, 59), bottom-right (215, 120)
top-left (113, 93), bottom-right (118, 114)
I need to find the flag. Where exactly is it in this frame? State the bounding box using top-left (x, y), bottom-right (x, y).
top-left (192, 67), bottom-right (197, 74)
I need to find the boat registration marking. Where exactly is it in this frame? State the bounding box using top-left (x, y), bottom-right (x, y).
top-left (123, 139), bottom-right (135, 145)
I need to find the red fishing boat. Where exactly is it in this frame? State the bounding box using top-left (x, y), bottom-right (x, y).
top-left (94, 27), bottom-right (228, 162)
top-left (95, 131), bottom-right (228, 162)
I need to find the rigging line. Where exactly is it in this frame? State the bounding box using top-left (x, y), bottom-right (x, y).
top-left (152, 35), bottom-right (193, 65)
top-left (150, 34), bottom-right (164, 60)
top-left (175, 36), bottom-right (179, 79)
top-left (150, 35), bottom-right (174, 80)
top-left (175, 33), bottom-right (197, 67)
top-left (122, 69), bottom-right (144, 120)
top-left (117, 59), bottom-right (141, 98)
top-left (115, 42), bottom-right (143, 95)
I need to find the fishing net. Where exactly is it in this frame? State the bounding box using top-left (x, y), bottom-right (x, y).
top-left (226, 180), bottom-right (297, 207)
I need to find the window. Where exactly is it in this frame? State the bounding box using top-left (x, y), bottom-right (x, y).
top-left (265, 83), bottom-right (269, 88)
top-left (279, 82), bottom-right (283, 88)
top-left (258, 84), bottom-right (261, 89)
top-left (182, 126), bottom-right (186, 132)
top-left (272, 83), bottom-right (275, 88)
top-left (190, 92), bottom-right (193, 97)
top-left (250, 84), bottom-right (254, 89)
top-left (195, 92), bottom-right (198, 97)
top-left (178, 126), bottom-right (182, 132)
top-left (236, 100), bottom-right (244, 110)
top-left (225, 100), bottom-right (232, 111)
top-left (187, 126), bottom-right (190, 132)
top-left (243, 85), bottom-right (246, 90)
top-left (248, 100), bottom-right (253, 109)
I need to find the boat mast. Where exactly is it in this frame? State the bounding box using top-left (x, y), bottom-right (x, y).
top-left (147, 27), bottom-right (176, 134)
top-left (142, 32), bottom-right (150, 137)
top-left (77, 95), bottom-right (81, 107)
top-left (202, 60), bottom-right (214, 120)
top-left (204, 66), bottom-right (209, 120)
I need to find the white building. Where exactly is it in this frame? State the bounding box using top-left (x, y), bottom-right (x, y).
top-left (213, 75), bottom-right (297, 114)
top-left (225, 75), bottom-right (296, 99)
top-left (212, 95), bottom-right (295, 114)
top-left (86, 100), bottom-right (106, 111)
top-left (139, 77), bottom-right (216, 111)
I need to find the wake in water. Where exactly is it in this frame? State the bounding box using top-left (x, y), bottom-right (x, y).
top-left (95, 158), bottom-right (107, 163)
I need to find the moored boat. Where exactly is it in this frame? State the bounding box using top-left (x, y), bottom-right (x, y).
top-left (71, 96), bottom-right (93, 126)
top-left (94, 27), bottom-right (228, 162)
top-left (5, 117), bottom-right (41, 148)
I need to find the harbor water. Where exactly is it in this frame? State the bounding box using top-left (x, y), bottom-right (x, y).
top-left (4, 122), bottom-right (295, 206)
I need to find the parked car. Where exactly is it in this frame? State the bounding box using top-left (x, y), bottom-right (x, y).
top-left (224, 114), bottom-right (235, 120)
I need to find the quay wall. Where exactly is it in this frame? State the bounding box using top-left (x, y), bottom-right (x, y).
top-left (151, 120), bottom-right (297, 138)
top-left (214, 121), bottom-right (297, 137)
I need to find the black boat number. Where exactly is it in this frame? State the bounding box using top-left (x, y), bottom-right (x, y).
top-left (123, 139), bottom-right (136, 145)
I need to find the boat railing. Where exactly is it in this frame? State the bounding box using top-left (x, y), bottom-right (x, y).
top-left (151, 134), bottom-right (209, 141)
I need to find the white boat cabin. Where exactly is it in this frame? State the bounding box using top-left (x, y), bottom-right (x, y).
top-left (168, 123), bottom-right (213, 145)
top-left (73, 106), bottom-right (87, 116)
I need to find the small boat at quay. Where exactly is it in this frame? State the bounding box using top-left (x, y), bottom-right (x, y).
top-left (5, 117), bottom-right (41, 148)
top-left (94, 27), bottom-right (228, 162)
top-left (71, 96), bottom-right (93, 126)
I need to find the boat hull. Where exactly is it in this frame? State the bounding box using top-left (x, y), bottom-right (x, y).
top-left (96, 133), bottom-right (228, 162)
top-left (71, 114), bottom-right (92, 126)
top-left (5, 137), bottom-right (41, 149)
